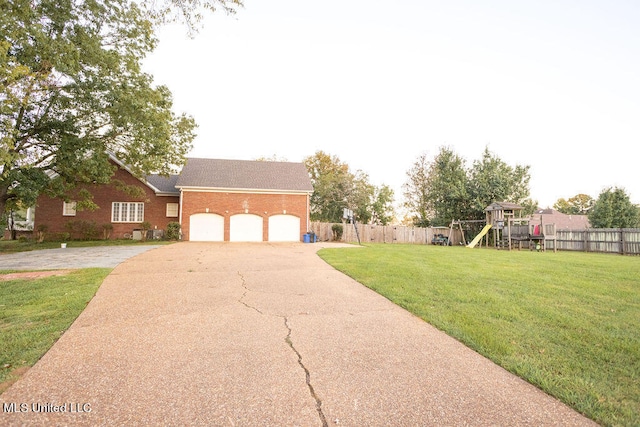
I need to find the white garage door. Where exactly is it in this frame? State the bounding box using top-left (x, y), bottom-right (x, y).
top-left (268, 215), bottom-right (301, 242)
top-left (189, 213), bottom-right (224, 241)
top-left (230, 214), bottom-right (263, 242)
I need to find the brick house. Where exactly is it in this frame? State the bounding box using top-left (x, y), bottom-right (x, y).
top-left (32, 156), bottom-right (313, 242)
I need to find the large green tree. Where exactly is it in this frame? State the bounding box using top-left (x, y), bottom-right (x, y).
top-left (403, 147), bottom-right (535, 226)
top-left (467, 147), bottom-right (536, 218)
top-left (0, 0), bottom-right (202, 220)
top-left (403, 147), bottom-right (469, 227)
top-left (553, 194), bottom-right (594, 215)
top-left (371, 184), bottom-right (395, 225)
top-left (303, 151), bottom-right (394, 223)
top-left (402, 152), bottom-right (431, 227)
top-left (588, 187), bottom-right (639, 228)
top-left (425, 146), bottom-right (469, 226)
top-left (305, 151), bottom-right (353, 222)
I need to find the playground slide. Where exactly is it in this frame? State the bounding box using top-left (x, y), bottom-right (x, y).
top-left (466, 224), bottom-right (492, 248)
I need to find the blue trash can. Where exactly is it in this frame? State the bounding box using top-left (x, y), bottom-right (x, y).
top-left (303, 233), bottom-right (311, 243)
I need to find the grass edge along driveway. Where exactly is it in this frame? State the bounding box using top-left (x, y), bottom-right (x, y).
top-left (0, 268), bottom-right (111, 393)
top-left (318, 244), bottom-right (640, 427)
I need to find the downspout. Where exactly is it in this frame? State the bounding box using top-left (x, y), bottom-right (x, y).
top-left (179, 189), bottom-right (184, 240)
top-left (307, 192), bottom-right (310, 235)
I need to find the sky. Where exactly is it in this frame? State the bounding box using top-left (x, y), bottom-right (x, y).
top-left (143, 0), bottom-right (640, 210)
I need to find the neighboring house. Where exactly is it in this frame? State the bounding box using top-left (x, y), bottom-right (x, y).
top-left (32, 155), bottom-right (313, 242)
top-left (529, 208), bottom-right (590, 230)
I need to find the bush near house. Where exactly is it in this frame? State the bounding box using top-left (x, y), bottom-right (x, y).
top-left (166, 222), bottom-right (181, 240)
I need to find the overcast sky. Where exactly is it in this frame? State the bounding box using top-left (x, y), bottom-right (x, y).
top-left (143, 0), bottom-right (640, 209)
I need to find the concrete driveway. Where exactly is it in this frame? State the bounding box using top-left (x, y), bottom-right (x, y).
top-left (0, 245), bottom-right (162, 269)
top-left (0, 242), bottom-right (595, 426)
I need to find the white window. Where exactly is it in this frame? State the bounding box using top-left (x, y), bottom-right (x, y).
top-left (63, 201), bottom-right (77, 216)
top-left (111, 202), bottom-right (144, 223)
top-left (166, 203), bottom-right (179, 218)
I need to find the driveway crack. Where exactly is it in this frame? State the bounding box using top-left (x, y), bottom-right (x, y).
top-left (238, 272), bottom-right (327, 426)
top-left (284, 317), bottom-right (328, 427)
top-left (237, 272), bottom-right (263, 314)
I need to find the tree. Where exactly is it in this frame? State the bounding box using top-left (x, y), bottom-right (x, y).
top-left (467, 147), bottom-right (536, 218)
top-left (588, 187), bottom-right (639, 228)
top-left (144, 0), bottom-right (243, 35)
top-left (403, 146), bottom-right (535, 226)
top-left (304, 151), bottom-right (353, 222)
top-left (403, 147), bottom-right (469, 227)
top-left (424, 147), bottom-right (469, 226)
top-left (1, 0), bottom-right (197, 222)
top-left (371, 184), bottom-right (395, 225)
top-left (254, 155), bottom-right (289, 162)
top-left (303, 151), bottom-right (393, 224)
top-left (553, 194), bottom-right (594, 215)
top-left (402, 153), bottom-right (431, 227)
top-left (351, 170), bottom-right (375, 224)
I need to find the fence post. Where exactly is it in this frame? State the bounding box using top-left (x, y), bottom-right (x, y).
top-left (584, 230), bottom-right (588, 253)
top-left (621, 228), bottom-right (626, 255)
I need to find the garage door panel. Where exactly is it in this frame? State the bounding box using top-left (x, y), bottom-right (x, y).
top-left (230, 214), bottom-right (263, 242)
top-left (268, 215), bottom-right (300, 242)
top-left (190, 213), bottom-right (224, 241)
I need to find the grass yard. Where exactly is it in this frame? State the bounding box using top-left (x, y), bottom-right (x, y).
top-left (318, 244), bottom-right (640, 427)
top-left (0, 268), bottom-right (111, 393)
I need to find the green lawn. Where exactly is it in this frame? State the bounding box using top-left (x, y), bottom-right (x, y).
top-left (0, 269), bottom-right (111, 392)
top-left (318, 245), bottom-right (640, 427)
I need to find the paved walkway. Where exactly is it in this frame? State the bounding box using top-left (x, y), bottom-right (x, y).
top-left (0, 245), bottom-right (162, 269)
top-left (0, 242), bottom-right (595, 426)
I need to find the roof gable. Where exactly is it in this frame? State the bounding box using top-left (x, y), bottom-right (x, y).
top-left (145, 174), bottom-right (180, 195)
top-left (108, 154), bottom-right (179, 196)
top-left (485, 202), bottom-right (523, 211)
top-left (176, 158), bottom-right (313, 193)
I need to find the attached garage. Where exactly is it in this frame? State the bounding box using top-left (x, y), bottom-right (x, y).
top-left (176, 158), bottom-right (313, 242)
top-left (230, 214), bottom-right (263, 242)
top-left (268, 214), bottom-right (301, 242)
top-left (189, 213), bottom-right (224, 241)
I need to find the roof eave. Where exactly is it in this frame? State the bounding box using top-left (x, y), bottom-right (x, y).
top-left (177, 186), bottom-right (312, 195)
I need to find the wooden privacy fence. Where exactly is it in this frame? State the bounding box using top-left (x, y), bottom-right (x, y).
top-left (555, 228), bottom-right (640, 255)
top-left (310, 222), bottom-right (640, 255)
top-left (310, 222), bottom-right (464, 246)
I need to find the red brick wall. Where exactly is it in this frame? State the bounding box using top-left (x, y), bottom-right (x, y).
top-left (34, 166), bottom-right (179, 240)
top-left (181, 191), bottom-right (310, 241)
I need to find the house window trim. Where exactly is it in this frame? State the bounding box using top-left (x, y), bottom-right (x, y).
top-left (63, 201), bottom-right (77, 216)
top-left (111, 202), bottom-right (145, 223)
top-left (166, 202), bottom-right (179, 218)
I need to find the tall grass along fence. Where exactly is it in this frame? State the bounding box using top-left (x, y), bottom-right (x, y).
top-left (311, 222), bottom-right (640, 255)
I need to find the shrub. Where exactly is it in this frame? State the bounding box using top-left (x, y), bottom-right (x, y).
top-left (65, 220), bottom-right (99, 240)
top-left (166, 222), bottom-right (181, 240)
top-left (140, 221), bottom-right (152, 241)
top-left (332, 224), bottom-right (343, 241)
top-left (36, 224), bottom-right (48, 243)
top-left (102, 223), bottom-right (113, 240)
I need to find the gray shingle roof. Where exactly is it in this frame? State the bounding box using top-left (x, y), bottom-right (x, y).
top-left (176, 158), bottom-right (313, 192)
top-left (146, 174), bottom-right (180, 194)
